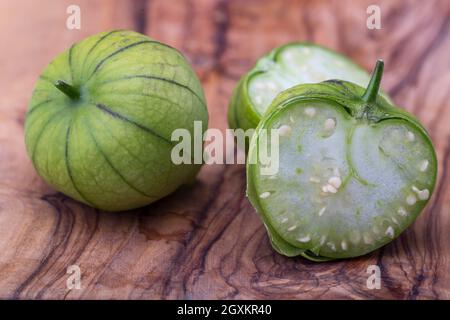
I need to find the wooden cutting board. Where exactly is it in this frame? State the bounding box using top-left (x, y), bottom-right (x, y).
top-left (0, 0), bottom-right (449, 299)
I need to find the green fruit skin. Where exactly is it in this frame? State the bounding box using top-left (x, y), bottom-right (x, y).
top-left (228, 42), bottom-right (391, 132)
top-left (25, 30), bottom-right (208, 212)
top-left (227, 76), bottom-right (261, 132)
top-left (247, 79), bottom-right (438, 261)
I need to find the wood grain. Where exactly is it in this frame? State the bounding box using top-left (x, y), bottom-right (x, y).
top-left (0, 0), bottom-right (449, 299)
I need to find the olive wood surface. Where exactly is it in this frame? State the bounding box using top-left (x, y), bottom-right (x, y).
top-left (0, 0), bottom-right (449, 299)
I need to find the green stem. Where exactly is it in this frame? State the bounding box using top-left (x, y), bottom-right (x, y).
top-left (362, 59), bottom-right (384, 104)
top-left (54, 80), bottom-right (80, 100)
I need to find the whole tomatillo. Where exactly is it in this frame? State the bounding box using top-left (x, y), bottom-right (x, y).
top-left (25, 30), bottom-right (208, 211)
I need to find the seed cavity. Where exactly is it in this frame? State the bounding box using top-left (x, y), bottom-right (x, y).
top-left (385, 226), bottom-right (395, 238)
top-left (318, 207), bottom-right (326, 216)
top-left (322, 184), bottom-right (337, 193)
top-left (407, 131), bottom-right (415, 142)
top-left (304, 107), bottom-right (316, 117)
top-left (280, 217), bottom-right (288, 223)
top-left (289, 116), bottom-right (295, 123)
top-left (328, 176), bottom-right (342, 189)
top-left (287, 225), bottom-right (297, 231)
top-left (372, 225), bottom-right (380, 235)
top-left (341, 241), bottom-right (348, 250)
top-left (298, 235), bottom-right (311, 243)
top-left (259, 192), bottom-right (271, 199)
top-left (391, 217), bottom-right (399, 225)
top-left (278, 124), bottom-right (292, 137)
top-left (398, 206), bottom-right (407, 216)
top-left (419, 160), bottom-right (429, 172)
top-left (324, 118), bottom-right (336, 131)
top-left (406, 194), bottom-right (417, 206)
top-left (327, 242), bottom-right (336, 251)
top-left (412, 186), bottom-right (430, 201)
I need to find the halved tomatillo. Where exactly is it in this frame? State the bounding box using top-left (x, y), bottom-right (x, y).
top-left (228, 42), bottom-right (390, 131)
top-left (247, 60), bottom-right (437, 261)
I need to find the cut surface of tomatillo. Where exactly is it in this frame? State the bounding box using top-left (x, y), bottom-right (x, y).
top-left (246, 61), bottom-right (437, 260)
top-left (228, 43), bottom-right (388, 131)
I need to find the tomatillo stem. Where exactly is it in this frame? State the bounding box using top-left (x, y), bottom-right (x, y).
top-left (362, 59), bottom-right (384, 104)
top-left (54, 80), bottom-right (80, 100)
